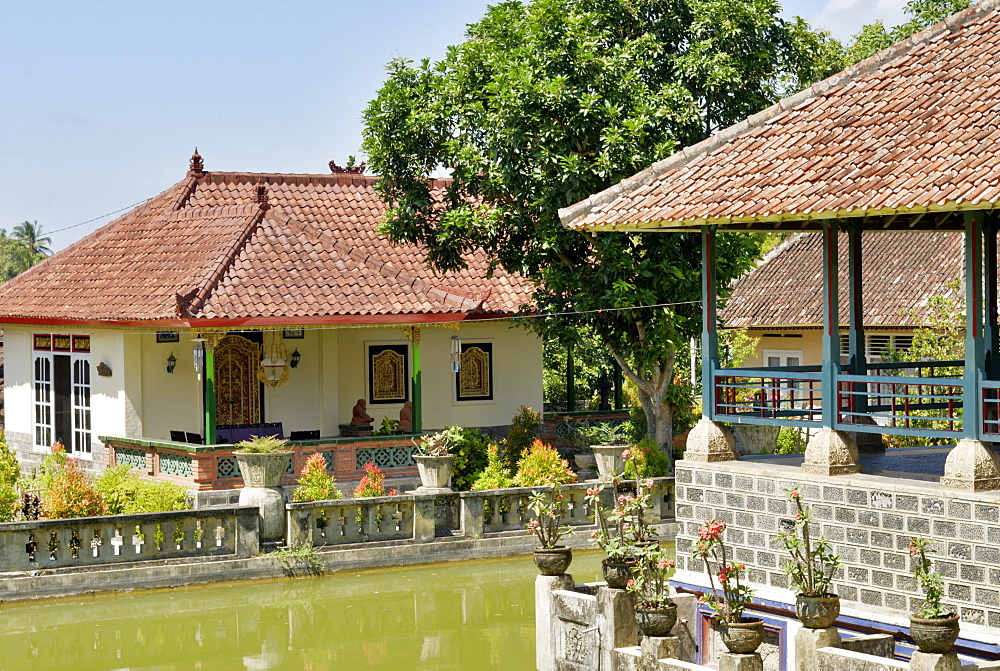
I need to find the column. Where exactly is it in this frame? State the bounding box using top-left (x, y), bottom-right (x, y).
top-left (701, 225), bottom-right (719, 417)
top-left (566, 345), bottom-right (575, 412)
top-left (204, 344), bottom-right (217, 445)
top-left (964, 211), bottom-right (986, 438)
top-left (983, 212), bottom-right (998, 380)
top-left (411, 328), bottom-right (422, 434)
top-left (820, 219), bottom-right (840, 428)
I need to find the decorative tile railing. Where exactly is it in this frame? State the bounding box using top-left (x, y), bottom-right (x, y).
top-left (159, 453), bottom-right (193, 478)
top-left (0, 507), bottom-right (259, 571)
top-left (116, 447), bottom-right (146, 471)
top-left (355, 443), bottom-right (418, 470)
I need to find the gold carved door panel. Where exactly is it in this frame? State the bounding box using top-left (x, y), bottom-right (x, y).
top-left (215, 335), bottom-right (261, 426)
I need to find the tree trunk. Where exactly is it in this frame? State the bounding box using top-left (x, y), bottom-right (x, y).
top-left (609, 345), bottom-right (675, 456)
top-left (637, 386), bottom-right (673, 452)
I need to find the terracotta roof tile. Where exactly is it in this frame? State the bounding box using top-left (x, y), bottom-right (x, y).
top-left (561, 0), bottom-right (1000, 232)
top-left (0, 172), bottom-right (531, 325)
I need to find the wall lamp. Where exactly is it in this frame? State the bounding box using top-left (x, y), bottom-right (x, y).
top-left (290, 348), bottom-right (301, 369)
top-left (166, 353), bottom-right (177, 374)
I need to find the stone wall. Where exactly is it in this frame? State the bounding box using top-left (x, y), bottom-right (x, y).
top-left (672, 458), bottom-right (1000, 643)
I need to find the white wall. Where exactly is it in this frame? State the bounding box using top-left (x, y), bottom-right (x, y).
top-left (4, 328), bottom-right (32, 444)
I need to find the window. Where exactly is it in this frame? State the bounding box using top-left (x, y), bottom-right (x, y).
top-left (33, 334), bottom-right (91, 457)
top-left (839, 334), bottom-right (914, 362)
top-left (763, 350), bottom-right (801, 368)
top-left (368, 344), bottom-right (409, 404)
top-left (456, 343), bottom-right (493, 402)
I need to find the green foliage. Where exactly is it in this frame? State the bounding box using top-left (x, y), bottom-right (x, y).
top-left (720, 329), bottom-right (760, 369)
top-left (374, 416), bottom-right (399, 436)
top-left (514, 439), bottom-right (576, 487)
top-left (271, 544), bottom-right (324, 573)
top-left (778, 488), bottom-right (841, 597)
top-left (293, 453), bottom-right (343, 502)
top-left (623, 437), bottom-right (673, 478)
top-left (845, 0), bottom-right (970, 64)
top-left (526, 485), bottom-right (572, 549)
top-left (0, 431), bottom-right (19, 488)
top-left (362, 0), bottom-right (832, 445)
top-left (910, 537), bottom-right (949, 618)
top-left (775, 426), bottom-right (807, 454)
top-left (94, 464), bottom-right (191, 515)
top-left (471, 445), bottom-right (516, 490)
top-left (234, 435), bottom-right (290, 453)
top-left (449, 427), bottom-right (492, 491)
top-left (42, 459), bottom-right (105, 519)
top-left (505, 406), bottom-right (542, 463)
top-left (0, 221), bottom-right (52, 283)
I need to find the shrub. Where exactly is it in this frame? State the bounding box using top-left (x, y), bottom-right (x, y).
top-left (449, 427), bottom-right (492, 491)
top-left (471, 445), bottom-right (515, 490)
top-left (623, 437), bottom-right (672, 478)
top-left (293, 453), bottom-right (343, 502)
top-left (35, 442), bottom-right (69, 492)
top-left (95, 464), bottom-right (191, 514)
top-left (775, 427), bottom-right (807, 454)
top-left (513, 439), bottom-right (576, 487)
top-left (42, 459), bottom-right (105, 519)
top-left (0, 430), bottom-right (20, 488)
top-left (504, 405), bottom-right (541, 464)
top-left (353, 461), bottom-right (397, 498)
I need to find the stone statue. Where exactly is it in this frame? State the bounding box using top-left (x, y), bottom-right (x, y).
top-left (351, 399), bottom-right (374, 426)
top-left (399, 401), bottom-right (413, 433)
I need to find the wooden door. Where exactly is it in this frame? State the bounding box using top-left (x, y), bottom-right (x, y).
top-left (215, 335), bottom-right (261, 426)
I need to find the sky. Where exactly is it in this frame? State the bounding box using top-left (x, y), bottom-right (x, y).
top-left (0, 0), bottom-right (912, 252)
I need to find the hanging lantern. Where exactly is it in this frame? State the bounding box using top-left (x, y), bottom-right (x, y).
top-left (258, 332), bottom-right (289, 387)
top-left (451, 335), bottom-right (462, 373)
top-left (290, 348), bottom-right (301, 369)
top-left (166, 353), bottom-right (177, 374)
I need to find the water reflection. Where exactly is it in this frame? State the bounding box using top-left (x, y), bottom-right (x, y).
top-left (0, 549), bottom-right (641, 670)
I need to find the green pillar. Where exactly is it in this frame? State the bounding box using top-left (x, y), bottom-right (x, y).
top-left (412, 341), bottom-right (422, 433)
top-left (566, 345), bottom-right (576, 412)
top-left (701, 226), bottom-right (719, 418)
top-left (984, 212), bottom-right (998, 380)
top-left (965, 211), bottom-right (986, 438)
top-left (204, 345), bottom-right (217, 445)
top-left (847, 221), bottom-right (867, 415)
top-left (820, 220), bottom-right (840, 428)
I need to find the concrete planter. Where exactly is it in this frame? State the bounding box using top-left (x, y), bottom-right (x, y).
top-left (635, 603), bottom-right (678, 637)
top-left (796, 593), bottom-right (840, 629)
top-left (533, 546), bottom-right (573, 575)
top-left (573, 453), bottom-right (596, 470)
top-left (592, 445), bottom-right (627, 480)
top-left (413, 454), bottom-right (456, 493)
top-left (910, 613), bottom-right (960, 653)
top-left (234, 451), bottom-right (292, 488)
top-left (720, 618), bottom-right (764, 654)
top-left (234, 451), bottom-right (292, 541)
top-left (602, 558), bottom-right (637, 589)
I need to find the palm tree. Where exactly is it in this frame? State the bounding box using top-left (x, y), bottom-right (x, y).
top-left (12, 220), bottom-right (52, 262)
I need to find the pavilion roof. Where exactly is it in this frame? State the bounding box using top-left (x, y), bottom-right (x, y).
top-left (0, 165), bottom-right (531, 327)
top-left (560, 0), bottom-right (1000, 233)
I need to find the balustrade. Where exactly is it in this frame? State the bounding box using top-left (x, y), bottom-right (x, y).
top-left (0, 507), bottom-right (258, 570)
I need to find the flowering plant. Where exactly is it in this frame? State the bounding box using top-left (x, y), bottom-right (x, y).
top-left (778, 487), bottom-right (841, 597)
top-left (691, 519), bottom-right (754, 623)
top-left (910, 537), bottom-right (950, 619)
top-left (353, 461), bottom-right (398, 498)
top-left (626, 545), bottom-right (676, 608)
top-left (414, 426), bottom-right (462, 456)
top-left (526, 485), bottom-right (572, 549)
top-left (585, 462), bottom-right (655, 559)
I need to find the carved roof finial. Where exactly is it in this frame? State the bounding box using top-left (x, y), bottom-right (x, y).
top-left (330, 158), bottom-right (367, 174)
top-left (189, 148), bottom-right (204, 177)
top-left (254, 179), bottom-right (270, 211)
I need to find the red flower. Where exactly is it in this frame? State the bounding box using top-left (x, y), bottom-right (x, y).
top-left (626, 579), bottom-right (635, 587)
top-left (622, 450), bottom-right (631, 459)
top-left (790, 489), bottom-right (801, 499)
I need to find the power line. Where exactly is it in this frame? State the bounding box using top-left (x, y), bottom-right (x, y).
top-left (45, 198), bottom-right (152, 237)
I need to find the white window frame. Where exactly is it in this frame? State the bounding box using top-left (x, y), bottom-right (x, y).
top-left (762, 350), bottom-right (803, 368)
top-left (32, 338), bottom-right (92, 459)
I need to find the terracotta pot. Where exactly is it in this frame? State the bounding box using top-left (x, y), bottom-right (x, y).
top-left (534, 546), bottom-right (573, 576)
top-left (601, 558), bottom-right (637, 589)
top-left (636, 603), bottom-right (678, 637)
top-left (796, 593), bottom-right (840, 629)
top-left (233, 451), bottom-right (293, 488)
top-left (720, 618), bottom-right (764, 654)
top-left (909, 613), bottom-right (960, 654)
top-left (592, 445), bottom-right (627, 480)
top-left (413, 454), bottom-right (456, 490)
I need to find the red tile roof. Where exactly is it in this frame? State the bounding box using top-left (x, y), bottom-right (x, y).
top-left (721, 232), bottom-right (963, 329)
top-left (560, 0), bottom-right (1000, 233)
top-left (0, 171), bottom-right (531, 326)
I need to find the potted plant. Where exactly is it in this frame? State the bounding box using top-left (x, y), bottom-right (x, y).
top-left (586, 423), bottom-right (629, 480)
top-left (233, 435), bottom-right (293, 488)
top-left (567, 422), bottom-right (597, 473)
top-left (526, 485), bottom-right (573, 575)
top-left (909, 537), bottom-right (960, 653)
top-left (412, 427), bottom-right (460, 492)
top-left (692, 519), bottom-right (762, 654)
top-left (778, 488), bottom-right (842, 629)
top-left (585, 470), bottom-right (656, 588)
top-left (626, 545), bottom-right (677, 636)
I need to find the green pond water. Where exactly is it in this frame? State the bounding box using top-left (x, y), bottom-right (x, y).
top-left (0, 548), bottom-right (672, 671)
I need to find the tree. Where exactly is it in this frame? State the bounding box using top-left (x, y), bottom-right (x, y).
top-left (363, 0), bottom-right (841, 449)
top-left (11, 220), bottom-right (52, 262)
top-left (844, 0), bottom-right (970, 64)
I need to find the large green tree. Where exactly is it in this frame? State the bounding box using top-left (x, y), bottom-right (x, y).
top-left (844, 0), bottom-right (970, 64)
top-left (363, 0), bottom-right (840, 448)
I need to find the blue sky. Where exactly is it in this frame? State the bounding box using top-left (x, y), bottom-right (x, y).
top-left (0, 0), bottom-right (910, 251)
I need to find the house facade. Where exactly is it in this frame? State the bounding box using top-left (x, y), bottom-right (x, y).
top-left (0, 155), bottom-right (542, 484)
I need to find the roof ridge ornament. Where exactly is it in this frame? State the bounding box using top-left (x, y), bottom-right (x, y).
top-left (189, 148), bottom-right (204, 178)
top-left (329, 158), bottom-right (367, 174)
top-left (254, 179), bottom-right (271, 212)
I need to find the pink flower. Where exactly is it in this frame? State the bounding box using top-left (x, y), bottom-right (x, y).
top-left (528, 520), bottom-right (540, 529)
top-left (790, 489), bottom-right (801, 499)
top-left (658, 559), bottom-right (669, 569)
top-left (644, 479), bottom-right (654, 488)
top-left (626, 579), bottom-right (635, 587)
top-left (587, 488), bottom-right (600, 496)
top-left (622, 450), bottom-right (631, 459)
top-left (590, 531), bottom-right (598, 539)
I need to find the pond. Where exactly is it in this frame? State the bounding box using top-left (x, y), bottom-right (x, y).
top-left (0, 546), bottom-right (670, 670)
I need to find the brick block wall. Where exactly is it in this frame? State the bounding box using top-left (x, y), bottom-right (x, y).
top-left (672, 458), bottom-right (1000, 637)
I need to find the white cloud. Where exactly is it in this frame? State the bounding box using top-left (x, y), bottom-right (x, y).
top-left (810, 0), bottom-right (910, 41)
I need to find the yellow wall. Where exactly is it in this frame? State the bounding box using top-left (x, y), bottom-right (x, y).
top-left (137, 332), bottom-right (202, 440)
top-left (744, 331), bottom-right (822, 367)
